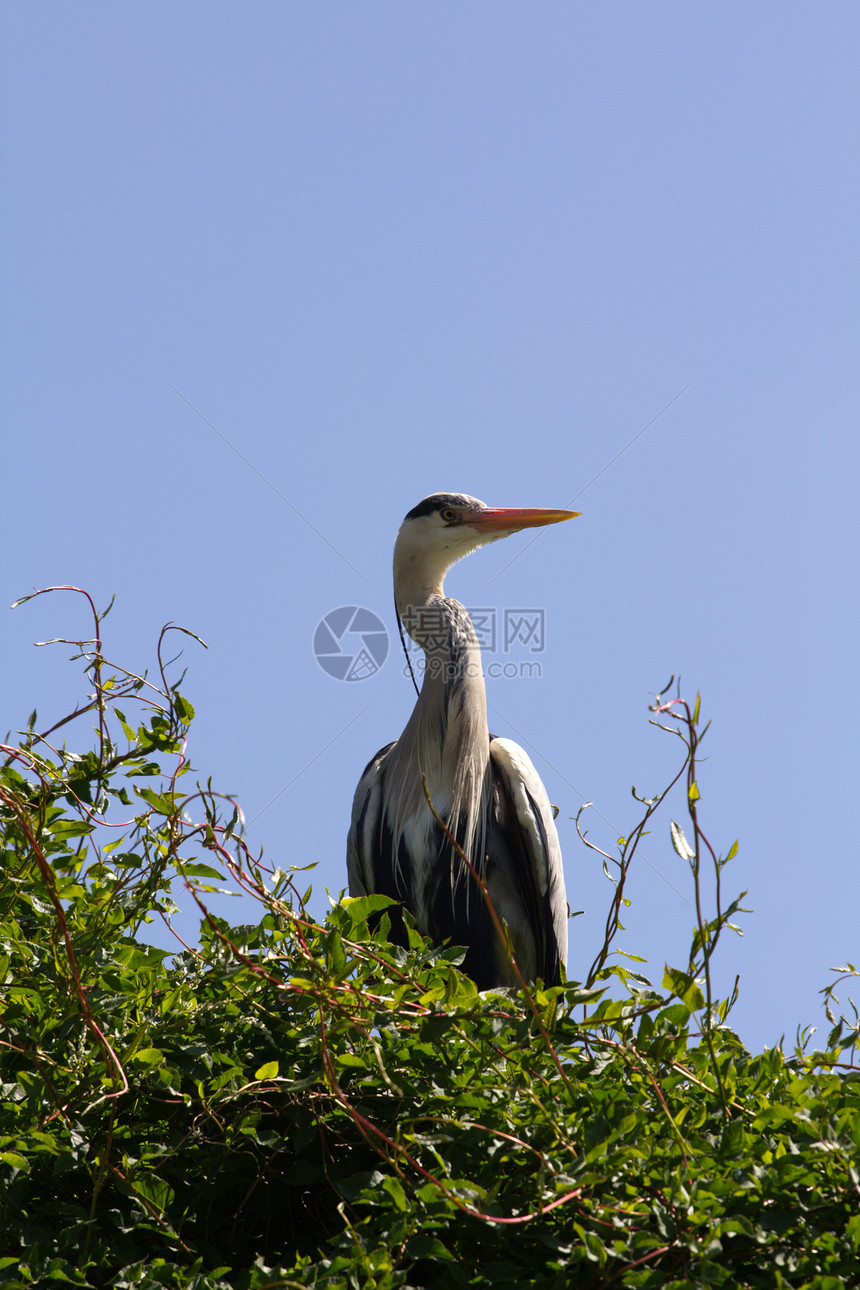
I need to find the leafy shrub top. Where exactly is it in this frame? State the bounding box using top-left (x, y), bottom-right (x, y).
top-left (1, 589), bottom-right (858, 1288)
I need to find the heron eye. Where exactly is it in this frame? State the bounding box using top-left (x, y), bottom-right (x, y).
top-left (440, 508), bottom-right (458, 523)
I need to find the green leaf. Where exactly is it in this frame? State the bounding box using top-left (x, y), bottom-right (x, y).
top-left (327, 928), bottom-right (347, 978)
top-left (340, 893), bottom-right (398, 924)
top-left (0, 1151), bottom-right (29, 1171)
top-left (663, 965), bottom-right (706, 1010)
top-left (382, 1176), bottom-right (409, 1212)
top-left (334, 1052), bottom-right (367, 1069)
top-left (180, 862), bottom-right (225, 880)
top-left (128, 1172), bottom-right (175, 1213)
top-left (50, 819), bottom-right (95, 840)
top-left (135, 786), bottom-right (175, 812)
top-left (113, 707), bottom-right (136, 741)
top-left (173, 693), bottom-right (195, 722)
top-left (132, 1048), bottom-right (165, 1066)
top-left (254, 1060), bottom-right (279, 1080)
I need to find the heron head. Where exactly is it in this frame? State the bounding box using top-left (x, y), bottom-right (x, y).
top-left (393, 492), bottom-right (579, 612)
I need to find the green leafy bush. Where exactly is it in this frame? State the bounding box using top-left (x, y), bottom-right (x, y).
top-left (1, 589), bottom-right (858, 1288)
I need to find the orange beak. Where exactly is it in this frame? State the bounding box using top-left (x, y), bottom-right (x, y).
top-left (461, 506), bottom-right (580, 535)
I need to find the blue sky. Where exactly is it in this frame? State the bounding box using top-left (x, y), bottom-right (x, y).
top-left (2, 4), bottom-right (857, 1053)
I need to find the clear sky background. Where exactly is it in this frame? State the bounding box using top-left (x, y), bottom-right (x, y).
top-left (2, 4), bottom-right (857, 1054)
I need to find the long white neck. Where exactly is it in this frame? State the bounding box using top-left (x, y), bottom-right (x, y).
top-left (389, 563), bottom-right (491, 876)
top-left (395, 588), bottom-right (489, 776)
top-left (392, 512), bottom-right (495, 630)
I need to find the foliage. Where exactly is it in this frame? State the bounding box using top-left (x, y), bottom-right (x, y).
top-left (1, 588), bottom-right (858, 1289)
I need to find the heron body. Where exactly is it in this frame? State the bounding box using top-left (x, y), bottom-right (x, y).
top-left (347, 492), bottom-right (578, 989)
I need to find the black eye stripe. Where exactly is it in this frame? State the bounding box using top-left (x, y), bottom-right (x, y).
top-left (404, 493), bottom-right (477, 522)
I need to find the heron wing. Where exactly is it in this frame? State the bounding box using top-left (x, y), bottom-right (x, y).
top-left (488, 737), bottom-right (568, 985)
top-left (346, 741), bottom-right (397, 898)
top-left (346, 737), bottom-right (499, 986)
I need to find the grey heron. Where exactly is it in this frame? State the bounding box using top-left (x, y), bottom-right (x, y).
top-left (347, 492), bottom-right (579, 989)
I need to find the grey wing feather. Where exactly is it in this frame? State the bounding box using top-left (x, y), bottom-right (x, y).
top-left (488, 737), bottom-right (568, 981)
top-left (346, 741), bottom-right (396, 898)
